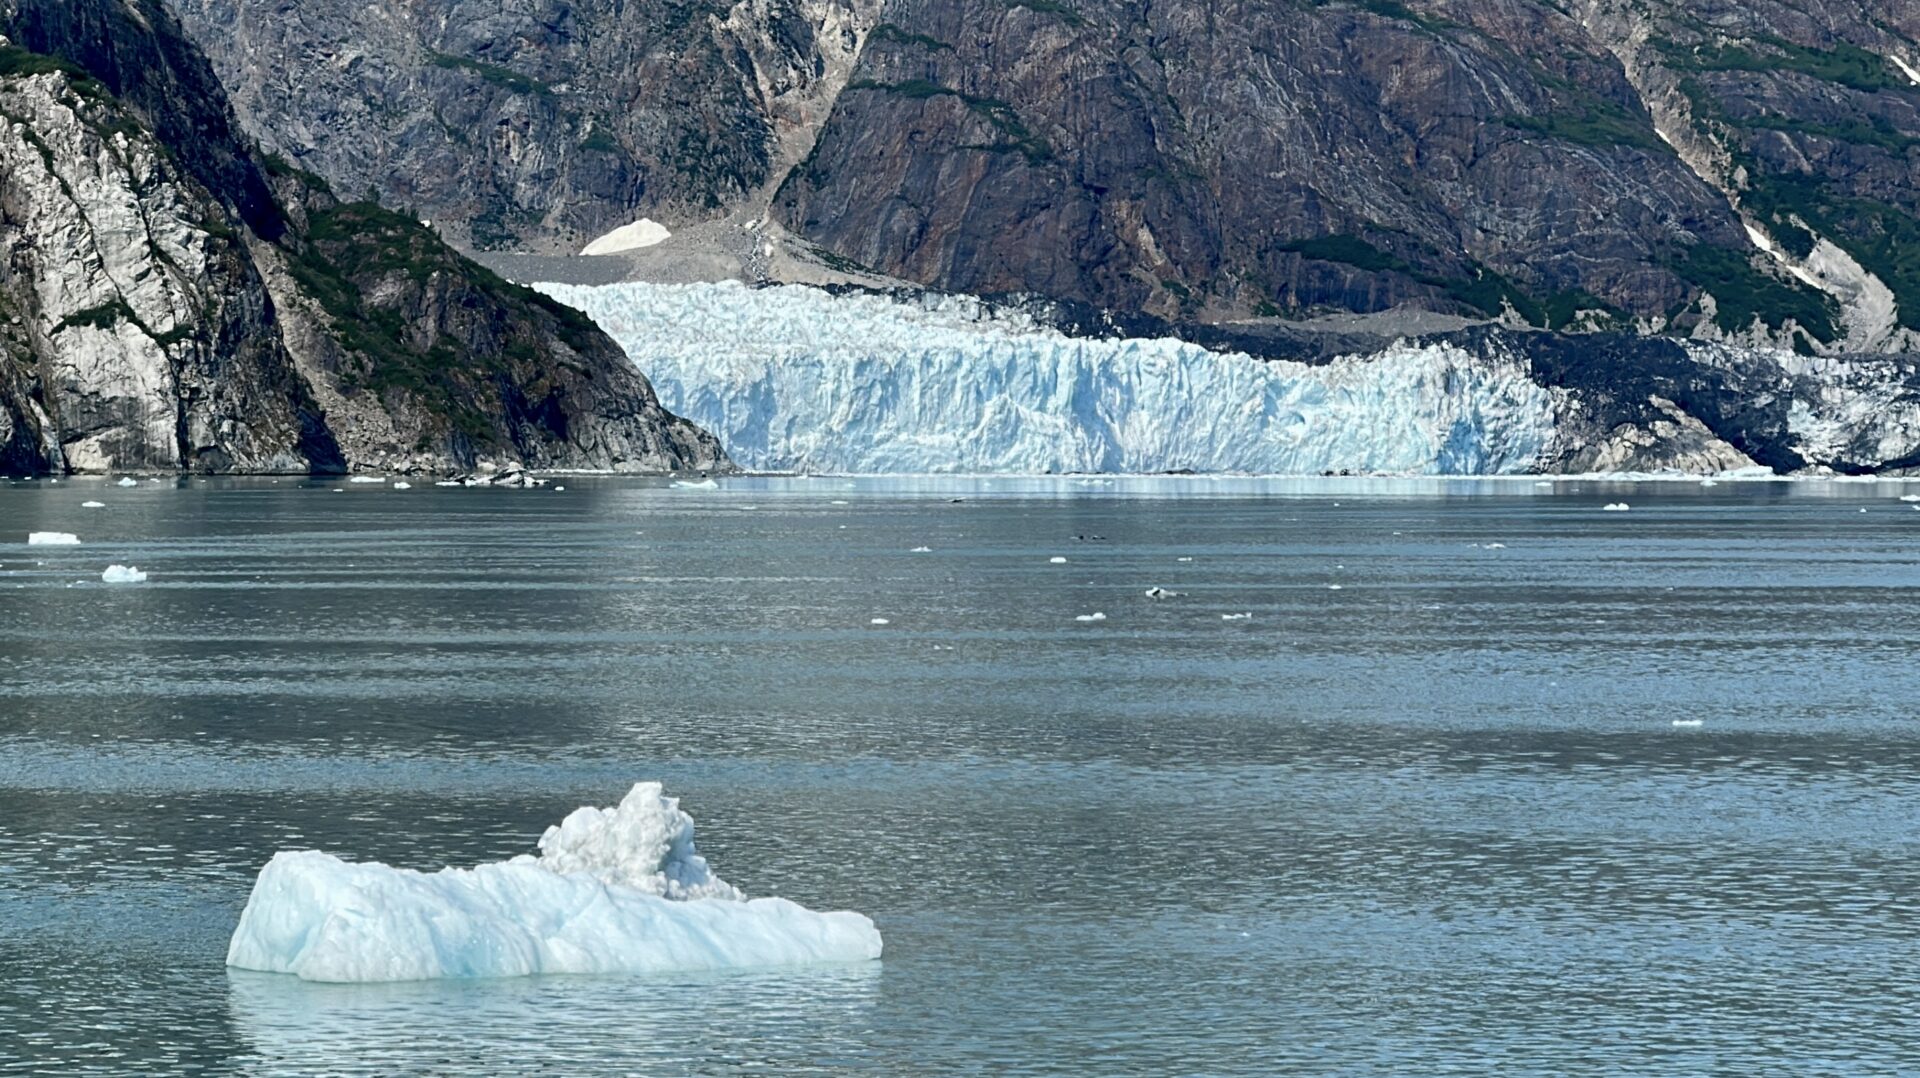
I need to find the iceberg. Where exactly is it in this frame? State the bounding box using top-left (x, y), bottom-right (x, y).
top-left (27, 532), bottom-right (79, 545)
top-left (81, 500), bottom-right (106, 508)
top-left (226, 783), bottom-right (881, 983)
top-left (101, 565), bottom-right (147, 583)
top-left (672, 478), bottom-right (720, 490)
top-left (116, 477), bottom-right (139, 487)
top-left (538, 281), bottom-right (1557, 475)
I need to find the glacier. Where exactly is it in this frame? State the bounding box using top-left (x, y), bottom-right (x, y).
top-left (226, 782), bottom-right (881, 982)
top-left (537, 281), bottom-right (1558, 475)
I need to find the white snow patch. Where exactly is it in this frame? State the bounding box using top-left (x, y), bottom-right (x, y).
top-left (27, 532), bottom-right (79, 545)
top-left (582, 218), bottom-right (672, 256)
top-left (538, 281), bottom-right (1558, 475)
top-left (1891, 54), bottom-right (1920, 87)
top-left (101, 565), bottom-right (147, 584)
top-left (226, 782), bottom-right (880, 982)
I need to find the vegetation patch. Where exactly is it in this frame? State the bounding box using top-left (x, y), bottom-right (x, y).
top-left (427, 52), bottom-right (553, 97)
top-left (848, 79), bottom-right (1053, 164)
top-left (1673, 38), bottom-right (1908, 94)
top-left (1741, 172), bottom-right (1920, 331)
top-left (1670, 243), bottom-right (1838, 342)
top-left (868, 24), bottom-right (955, 52)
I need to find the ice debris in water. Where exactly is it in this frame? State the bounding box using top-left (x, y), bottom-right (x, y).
top-left (672, 479), bottom-right (720, 490)
top-left (1221, 612), bottom-right (1253, 621)
top-left (27, 532), bottom-right (79, 545)
top-left (1074, 612), bottom-right (1108, 622)
top-left (348, 476), bottom-right (385, 484)
top-left (81, 501), bottom-right (105, 508)
top-left (910, 546), bottom-right (932, 553)
top-left (101, 565), bottom-right (147, 584)
top-left (225, 782), bottom-right (881, 982)
top-left (1671, 719), bottom-right (1704, 728)
top-left (870, 618), bottom-right (891, 625)
top-left (1603, 503), bottom-right (1631, 512)
top-left (1144, 587), bottom-right (1181, 599)
top-left (116, 477), bottom-right (139, 487)
top-left (392, 482), bottom-right (412, 490)
top-left (1049, 556), bottom-right (1068, 564)
top-left (1901, 494), bottom-right (1920, 503)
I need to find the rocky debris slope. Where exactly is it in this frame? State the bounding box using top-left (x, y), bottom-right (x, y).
top-left (0, 0), bottom-right (728, 476)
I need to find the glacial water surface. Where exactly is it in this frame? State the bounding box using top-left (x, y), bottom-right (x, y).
top-left (2, 475), bottom-right (1919, 1075)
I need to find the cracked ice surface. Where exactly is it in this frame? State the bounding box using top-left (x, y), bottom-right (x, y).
top-left (540, 281), bottom-right (1557, 475)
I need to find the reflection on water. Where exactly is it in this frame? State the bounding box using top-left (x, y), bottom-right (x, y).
top-left (226, 966), bottom-right (881, 1076)
top-left (4, 476), bottom-right (1920, 1074)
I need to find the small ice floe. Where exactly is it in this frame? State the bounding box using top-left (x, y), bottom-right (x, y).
top-left (1221, 612), bottom-right (1252, 621)
top-left (1326, 584), bottom-right (1344, 591)
top-left (672, 479), bottom-right (720, 490)
top-left (1177, 557), bottom-right (1194, 563)
top-left (1602, 503), bottom-right (1631, 512)
top-left (225, 782), bottom-right (880, 982)
top-left (81, 501), bottom-right (105, 508)
top-left (1901, 494), bottom-right (1920, 503)
top-left (1144, 587), bottom-right (1182, 599)
top-left (1701, 479), bottom-right (1719, 487)
top-left (831, 500), bottom-right (849, 506)
top-left (1483, 542), bottom-right (1507, 550)
top-left (116, 477), bottom-right (139, 488)
top-left (101, 565), bottom-right (147, 584)
top-left (1534, 481), bottom-right (1553, 488)
top-left (391, 482), bottom-right (412, 490)
top-left (435, 481), bottom-right (460, 487)
top-left (554, 486), bottom-right (566, 492)
top-left (27, 532), bottom-right (79, 546)
top-left (147, 478), bottom-right (162, 484)
top-left (910, 546), bottom-right (932, 553)
top-left (348, 476), bottom-right (385, 484)
top-left (1074, 612), bottom-right (1108, 622)
top-left (869, 618), bottom-right (890, 626)
top-left (1671, 719), bottom-right (1704, 728)
top-left (1049, 556), bottom-right (1068, 564)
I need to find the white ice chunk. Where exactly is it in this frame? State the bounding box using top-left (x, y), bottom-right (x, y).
top-left (348, 476), bottom-right (385, 484)
top-left (1900, 494), bottom-right (1920, 502)
top-left (1074, 612), bottom-right (1107, 622)
top-left (392, 482), bottom-right (412, 490)
top-left (27, 532), bottom-right (79, 545)
top-left (226, 782), bottom-right (880, 983)
top-left (116, 477), bottom-right (139, 487)
top-left (1671, 719), bottom-right (1704, 728)
top-left (1221, 612), bottom-right (1252, 621)
top-left (582, 218), bottom-right (672, 256)
top-left (1603, 503), bottom-right (1631, 512)
top-left (101, 565), bottom-right (147, 584)
top-left (672, 479), bottom-right (720, 490)
top-left (81, 501), bottom-right (105, 508)
top-left (1144, 587), bottom-right (1181, 598)
top-left (435, 481), bottom-right (460, 487)
top-left (910, 546), bottom-right (932, 553)
top-left (869, 618), bottom-right (890, 625)
top-left (1049, 556), bottom-right (1068, 564)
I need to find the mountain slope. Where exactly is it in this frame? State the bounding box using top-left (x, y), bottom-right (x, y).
top-left (0, 0), bottom-right (728, 475)
top-left (164, 0), bottom-right (1920, 354)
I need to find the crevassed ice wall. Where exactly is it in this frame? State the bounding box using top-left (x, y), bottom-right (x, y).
top-left (540, 281), bottom-right (1558, 475)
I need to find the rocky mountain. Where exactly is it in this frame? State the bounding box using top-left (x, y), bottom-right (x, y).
top-left (0, 0), bottom-right (727, 476)
top-left (166, 0), bottom-right (1919, 356)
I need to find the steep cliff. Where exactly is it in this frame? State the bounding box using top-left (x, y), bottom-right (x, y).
top-left (0, 0), bottom-right (727, 476)
top-left (166, 0), bottom-right (1919, 354)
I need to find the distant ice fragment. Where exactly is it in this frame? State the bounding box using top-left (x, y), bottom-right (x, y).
top-left (1221, 612), bottom-right (1252, 621)
top-left (1671, 719), bottom-right (1704, 728)
top-left (1074, 612), bottom-right (1107, 622)
top-left (101, 565), bottom-right (147, 584)
top-left (869, 618), bottom-right (890, 625)
top-left (911, 546), bottom-right (932, 553)
top-left (1483, 542), bottom-right (1507, 549)
top-left (1326, 584), bottom-right (1344, 591)
top-left (348, 476), bottom-right (385, 484)
top-left (1144, 587), bottom-right (1181, 599)
top-left (116, 477), bottom-right (139, 488)
top-left (226, 782), bottom-right (881, 982)
top-left (392, 482), bottom-right (412, 490)
top-left (81, 501), bottom-right (105, 508)
top-left (27, 532), bottom-right (79, 545)
top-left (1603, 503), bottom-right (1631, 512)
top-left (435, 481), bottom-right (460, 487)
top-left (1701, 479), bottom-right (1719, 487)
top-left (1049, 556), bottom-right (1068, 564)
top-left (1177, 557), bottom-right (1194, 562)
top-left (672, 479), bottom-right (720, 490)
top-left (1900, 494), bottom-right (1920, 503)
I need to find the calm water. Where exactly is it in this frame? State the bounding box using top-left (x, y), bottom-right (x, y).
top-left (3, 475), bottom-right (1919, 1075)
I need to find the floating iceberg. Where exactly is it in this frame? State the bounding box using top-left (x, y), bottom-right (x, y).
top-left (1603, 503), bottom-right (1631, 512)
top-left (672, 479), bottom-right (720, 490)
top-left (392, 482), bottom-right (412, 490)
top-left (81, 500), bottom-right (105, 508)
top-left (101, 565), bottom-right (147, 584)
top-left (538, 281), bottom-right (1557, 475)
top-left (226, 783), bottom-right (881, 983)
top-left (27, 532), bottom-right (79, 545)
top-left (1074, 612), bottom-right (1108, 622)
top-left (348, 476), bottom-right (386, 484)
top-left (116, 477), bottom-right (139, 487)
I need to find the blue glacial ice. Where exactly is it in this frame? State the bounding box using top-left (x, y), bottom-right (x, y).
top-left (538, 280), bottom-right (1558, 475)
top-left (226, 783), bottom-right (881, 982)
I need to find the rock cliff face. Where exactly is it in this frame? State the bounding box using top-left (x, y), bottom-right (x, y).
top-left (0, 0), bottom-right (728, 476)
top-left (166, 0), bottom-right (1919, 354)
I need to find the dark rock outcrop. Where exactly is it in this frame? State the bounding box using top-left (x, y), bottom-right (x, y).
top-left (0, 0), bottom-right (727, 475)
